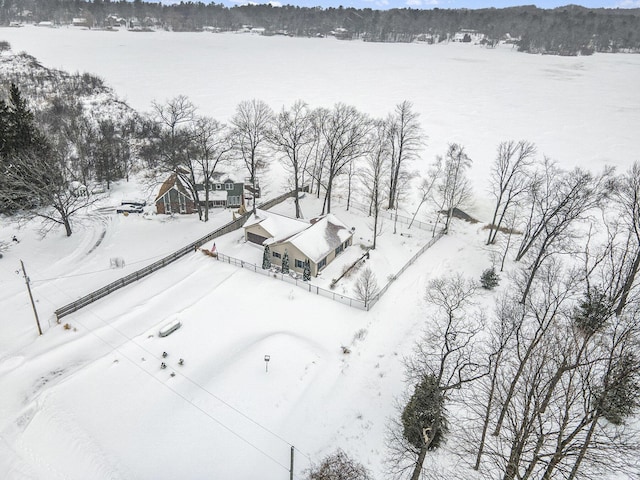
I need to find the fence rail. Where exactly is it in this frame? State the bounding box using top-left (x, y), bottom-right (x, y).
top-left (215, 232), bottom-right (443, 311)
top-left (54, 189), bottom-right (442, 320)
top-left (54, 190), bottom-right (299, 321)
top-left (366, 232), bottom-right (443, 310)
top-left (340, 199), bottom-right (437, 233)
top-left (216, 253), bottom-right (368, 310)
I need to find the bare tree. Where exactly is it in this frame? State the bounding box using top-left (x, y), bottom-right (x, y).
top-left (0, 151), bottom-right (95, 236)
top-left (515, 161), bottom-right (613, 303)
top-left (433, 144), bottom-right (473, 234)
top-left (306, 106), bottom-right (330, 199)
top-left (150, 95), bottom-right (195, 170)
top-left (317, 103), bottom-right (371, 215)
top-left (230, 98), bottom-right (273, 214)
top-left (268, 100), bottom-right (315, 218)
top-left (482, 274), bottom-right (640, 480)
top-left (387, 275), bottom-right (486, 480)
top-left (387, 101), bottom-right (424, 211)
top-left (354, 267), bottom-right (380, 306)
top-left (360, 120), bottom-right (390, 249)
top-left (611, 162), bottom-right (640, 316)
top-left (486, 140), bottom-right (536, 245)
top-left (192, 116), bottom-right (233, 221)
top-left (408, 159), bottom-right (441, 230)
top-left (472, 293), bottom-right (519, 470)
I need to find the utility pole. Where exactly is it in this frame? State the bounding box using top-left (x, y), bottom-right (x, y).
top-left (20, 260), bottom-right (42, 335)
top-left (289, 446), bottom-right (294, 480)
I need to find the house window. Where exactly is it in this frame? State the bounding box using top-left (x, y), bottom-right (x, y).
top-left (295, 259), bottom-right (305, 269)
top-left (163, 196), bottom-right (171, 214)
top-left (272, 251), bottom-right (281, 259)
top-left (215, 183), bottom-right (222, 190)
top-left (228, 195), bottom-right (240, 207)
top-left (344, 240), bottom-right (349, 249)
top-left (335, 244), bottom-right (344, 256)
top-left (318, 257), bottom-right (327, 270)
top-left (179, 195), bottom-right (187, 213)
top-left (225, 183), bottom-right (233, 190)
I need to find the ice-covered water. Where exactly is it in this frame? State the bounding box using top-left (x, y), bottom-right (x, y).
top-left (3, 26), bottom-right (639, 206)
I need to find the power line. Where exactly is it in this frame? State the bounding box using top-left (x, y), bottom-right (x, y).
top-left (33, 266), bottom-right (312, 470)
top-left (30, 284), bottom-right (300, 476)
top-left (30, 251), bottom-right (171, 283)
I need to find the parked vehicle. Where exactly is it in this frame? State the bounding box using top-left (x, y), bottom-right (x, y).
top-left (121, 199), bottom-right (147, 207)
top-left (116, 204), bottom-right (144, 214)
top-left (159, 320), bottom-right (181, 337)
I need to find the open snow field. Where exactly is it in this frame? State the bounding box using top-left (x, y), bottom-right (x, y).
top-left (1, 28), bottom-right (640, 479)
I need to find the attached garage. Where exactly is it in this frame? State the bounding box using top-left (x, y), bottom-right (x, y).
top-left (247, 231), bottom-right (269, 245)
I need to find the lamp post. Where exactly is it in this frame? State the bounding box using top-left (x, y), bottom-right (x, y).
top-left (264, 354), bottom-right (270, 373)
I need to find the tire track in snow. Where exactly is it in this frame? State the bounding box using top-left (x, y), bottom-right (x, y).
top-left (15, 400), bottom-right (129, 480)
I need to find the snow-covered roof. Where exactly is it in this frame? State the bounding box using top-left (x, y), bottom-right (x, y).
top-left (155, 173), bottom-right (192, 202)
top-left (244, 210), bottom-right (309, 243)
top-left (283, 214), bottom-right (353, 263)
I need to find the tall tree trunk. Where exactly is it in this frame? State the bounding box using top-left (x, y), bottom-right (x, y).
top-left (615, 247), bottom-right (640, 316)
top-left (566, 415), bottom-right (598, 480)
top-left (409, 446), bottom-right (427, 480)
top-left (474, 354), bottom-right (501, 470)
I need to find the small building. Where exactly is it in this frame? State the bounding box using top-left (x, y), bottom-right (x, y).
top-left (155, 172), bottom-right (244, 215)
top-left (72, 17), bottom-right (89, 27)
top-left (244, 210), bottom-right (353, 277)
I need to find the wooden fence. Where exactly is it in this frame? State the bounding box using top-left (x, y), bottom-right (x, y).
top-left (54, 190), bottom-right (298, 321)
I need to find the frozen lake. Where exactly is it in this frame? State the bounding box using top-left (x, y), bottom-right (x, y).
top-left (2, 26), bottom-right (640, 210)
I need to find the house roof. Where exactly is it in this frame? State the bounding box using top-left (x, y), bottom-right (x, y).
top-left (283, 214), bottom-right (353, 263)
top-left (155, 173), bottom-right (192, 202)
top-left (244, 210), bottom-right (309, 244)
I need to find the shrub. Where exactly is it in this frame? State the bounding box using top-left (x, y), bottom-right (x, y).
top-left (306, 449), bottom-right (372, 480)
top-left (480, 267), bottom-right (500, 290)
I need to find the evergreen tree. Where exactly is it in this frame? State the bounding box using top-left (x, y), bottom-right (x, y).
top-left (401, 374), bottom-right (447, 452)
top-left (572, 288), bottom-right (611, 336)
top-left (480, 267), bottom-right (500, 290)
top-left (0, 83), bottom-right (49, 214)
top-left (262, 244), bottom-right (271, 269)
top-left (282, 249), bottom-right (290, 274)
top-left (303, 259), bottom-right (311, 281)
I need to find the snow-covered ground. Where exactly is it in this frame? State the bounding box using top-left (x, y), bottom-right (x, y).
top-left (1, 28), bottom-right (639, 479)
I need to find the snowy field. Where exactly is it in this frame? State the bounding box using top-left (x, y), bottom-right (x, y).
top-left (1, 27), bottom-right (640, 479)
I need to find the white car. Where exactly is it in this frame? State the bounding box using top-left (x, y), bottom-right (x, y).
top-left (116, 204), bottom-right (144, 214)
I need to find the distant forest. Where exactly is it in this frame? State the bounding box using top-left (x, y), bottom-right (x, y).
top-left (1, 1), bottom-right (640, 55)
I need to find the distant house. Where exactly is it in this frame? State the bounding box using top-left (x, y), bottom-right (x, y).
top-left (155, 172), bottom-right (244, 215)
top-left (244, 210), bottom-right (353, 277)
top-left (72, 17), bottom-right (88, 27)
top-left (69, 181), bottom-right (88, 197)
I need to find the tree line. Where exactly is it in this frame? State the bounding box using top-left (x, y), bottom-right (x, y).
top-left (306, 149), bottom-right (640, 480)
top-left (2, 1), bottom-right (640, 54)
